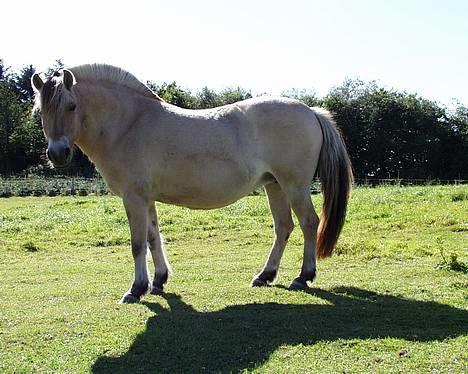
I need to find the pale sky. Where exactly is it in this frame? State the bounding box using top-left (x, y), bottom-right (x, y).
top-left (1, 0), bottom-right (467, 105)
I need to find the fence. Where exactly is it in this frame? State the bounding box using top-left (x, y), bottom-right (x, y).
top-left (0, 176), bottom-right (466, 198)
top-left (353, 178), bottom-right (467, 187)
top-left (0, 176), bottom-right (109, 197)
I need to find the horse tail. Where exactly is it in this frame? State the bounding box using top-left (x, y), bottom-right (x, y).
top-left (312, 107), bottom-right (353, 258)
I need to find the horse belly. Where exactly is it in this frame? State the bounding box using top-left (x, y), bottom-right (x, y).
top-left (154, 157), bottom-right (259, 209)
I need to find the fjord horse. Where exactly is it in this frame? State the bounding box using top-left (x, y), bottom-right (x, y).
top-left (32, 64), bottom-right (352, 303)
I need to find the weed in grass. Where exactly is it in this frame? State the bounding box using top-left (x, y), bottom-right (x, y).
top-left (435, 236), bottom-right (467, 273)
top-left (451, 191), bottom-right (467, 202)
top-left (437, 250), bottom-right (468, 273)
top-left (21, 241), bottom-right (40, 252)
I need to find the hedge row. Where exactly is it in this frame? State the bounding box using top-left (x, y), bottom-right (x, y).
top-left (0, 177), bottom-right (109, 198)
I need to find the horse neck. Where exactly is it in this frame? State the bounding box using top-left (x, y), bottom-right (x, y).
top-left (74, 82), bottom-right (142, 162)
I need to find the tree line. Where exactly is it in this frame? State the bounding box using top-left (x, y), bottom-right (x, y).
top-left (0, 58), bottom-right (467, 179)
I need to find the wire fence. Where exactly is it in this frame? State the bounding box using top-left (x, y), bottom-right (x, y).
top-left (0, 176), bottom-right (109, 197)
top-left (353, 178), bottom-right (468, 186)
top-left (0, 176), bottom-right (466, 198)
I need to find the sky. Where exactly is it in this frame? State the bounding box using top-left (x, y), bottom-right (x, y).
top-left (1, 0), bottom-right (467, 106)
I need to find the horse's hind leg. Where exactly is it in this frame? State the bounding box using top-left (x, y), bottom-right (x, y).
top-left (284, 186), bottom-right (319, 290)
top-left (251, 182), bottom-right (294, 287)
top-left (147, 203), bottom-right (171, 294)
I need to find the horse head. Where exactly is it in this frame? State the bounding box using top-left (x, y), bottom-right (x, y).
top-left (32, 69), bottom-right (81, 168)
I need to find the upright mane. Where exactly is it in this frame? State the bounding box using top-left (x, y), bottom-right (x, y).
top-left (70, 64), bottom-right (162, 101)
top-left (35, 64), bottom-right (162, 114)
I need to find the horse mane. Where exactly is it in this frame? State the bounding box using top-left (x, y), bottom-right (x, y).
top-left (35, 73), bottom-right (67, 114)
top-left (70, 64), bottom-right (162, 101)
top-left (34, 64), bottom-right (162, 114)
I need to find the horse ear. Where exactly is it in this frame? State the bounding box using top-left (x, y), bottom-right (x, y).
top-left (63, 69), bottom-right (76, 90)
top-left (31, 73), bottom-right (44, 92)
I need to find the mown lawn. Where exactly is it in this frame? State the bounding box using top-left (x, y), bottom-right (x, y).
top-left (0, 185), bottom-right (467, 373)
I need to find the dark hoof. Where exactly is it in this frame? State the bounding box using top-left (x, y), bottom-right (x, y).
top-left (306, 269), bottom-right (317, 283)
top-left (289, 276), bottom-right (309, 291)
top-left (150, 285), bottom-right (164, 295)
top-left (250, 269), bottom-right (277, 287)
top-left (152, 272), bottom-right (168, 294)
top-left (250, 277), bottom-right (268, 287)
top-left (119, 292), bottom-right (141, 304)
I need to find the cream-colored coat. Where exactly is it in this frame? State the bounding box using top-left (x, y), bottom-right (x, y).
top-left (32, 64), bottom-right (353, 303)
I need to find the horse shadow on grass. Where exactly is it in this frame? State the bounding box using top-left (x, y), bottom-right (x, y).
top-left (92, 287), bottom-right (467, 373)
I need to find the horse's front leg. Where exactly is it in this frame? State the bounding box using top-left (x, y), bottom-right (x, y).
top-left (120, 195), bottom-right (151, 303)
top-left (147, 203), bottom-right (171, 294)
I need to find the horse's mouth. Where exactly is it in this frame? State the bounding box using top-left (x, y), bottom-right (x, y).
top-left (49, 152), bottom-right (74, 169)
top-left (51, 157), bottom-right (73, 169)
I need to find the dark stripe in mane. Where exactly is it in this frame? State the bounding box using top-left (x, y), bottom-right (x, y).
top-left (35, 64), bottom-right (163, 114)
top-left (40, 75), bottom-right (65, 114)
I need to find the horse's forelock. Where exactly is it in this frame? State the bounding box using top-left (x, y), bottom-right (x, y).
top-left (39, 76), bottom-right (66, 114)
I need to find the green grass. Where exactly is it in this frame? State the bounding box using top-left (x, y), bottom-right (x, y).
top-left (0, 185), bottom-right (467, 373)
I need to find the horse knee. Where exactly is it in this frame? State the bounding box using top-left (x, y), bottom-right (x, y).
top-left (131, 242), bottom-right (147, 258)
top-left (300, 213), bottom-right (319, 237)
top-left (275, 219), bottom-right (294, 241)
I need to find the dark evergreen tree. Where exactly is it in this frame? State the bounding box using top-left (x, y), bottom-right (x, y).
top-left (0, 58), bottom-right (466, 179)
top-left (15, 64), bottom-right (36, 104)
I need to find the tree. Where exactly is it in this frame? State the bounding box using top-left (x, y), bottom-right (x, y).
top-left (14, 64), bottom-right (36, 104)
top-left (196, 87), bottom-right (222, 109)
top-left (282, 88), bottom-right (321, 107)
top-left (442, 103), bottom-right (468, 179)
top-left (148, 81), bottom-right (197, 109)
top-left (218, 87), bottom-right (252, 105)
top-left (0, 58), bottom-right (466, 179)
top-left (322, 79), bottom-right (468, 179)
top-left (46, 59), bottom-right (65, 76)
top-left (0, 59), bottom-right (8, 81)
top-left (0, 77), bottom-right (31, 174)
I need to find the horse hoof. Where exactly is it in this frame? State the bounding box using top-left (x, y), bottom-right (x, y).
top-left (119, 292), bottom-right (141, 304)
top-left (150, 286), bottom-right (164, 295)
top-left (250, 277), bottom-right (268, 287)
top-left (289, 276), bottom-right (309, 291)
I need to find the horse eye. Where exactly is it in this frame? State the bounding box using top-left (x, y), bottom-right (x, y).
top-left (68, 103), bottom-right (76, 111)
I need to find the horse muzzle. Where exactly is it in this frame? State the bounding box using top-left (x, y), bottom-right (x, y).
top-left (47, 137), bottom-right (73, 168)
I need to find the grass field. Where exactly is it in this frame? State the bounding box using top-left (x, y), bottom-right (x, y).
top-left (0, 185), bottom-right (467, 373)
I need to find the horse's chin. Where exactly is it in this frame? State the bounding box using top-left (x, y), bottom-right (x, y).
top-left (49, 146), bottom-right (75, 169)
top-left (50, 157), bottom-right (73, 169)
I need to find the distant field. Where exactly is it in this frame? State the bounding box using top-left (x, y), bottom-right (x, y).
top-left (0, 185), bottom-right (466, 373)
